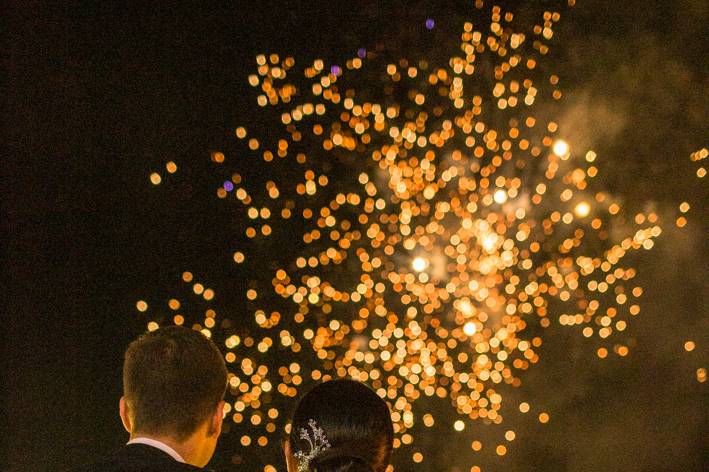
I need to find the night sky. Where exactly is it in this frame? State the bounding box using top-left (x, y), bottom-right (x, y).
top-left (4, 1), bottom-right (707, 471)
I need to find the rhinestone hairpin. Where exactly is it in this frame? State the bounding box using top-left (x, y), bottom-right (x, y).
top-left (293, 419), bottom-right (331, 472)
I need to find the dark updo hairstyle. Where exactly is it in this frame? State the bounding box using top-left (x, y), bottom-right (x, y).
top-left (289, 379), bottom-right (394, 472)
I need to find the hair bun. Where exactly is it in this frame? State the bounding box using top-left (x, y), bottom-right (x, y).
top-left (310, 445), bottom-right (374, 472)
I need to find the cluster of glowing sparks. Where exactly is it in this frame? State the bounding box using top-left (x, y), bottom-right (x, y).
top-left (690, 147), bottom-right (707, 180)
top-left (685, 147), bottom-right (705, 386)
top-left (138, 1), bottom-right (672, 469)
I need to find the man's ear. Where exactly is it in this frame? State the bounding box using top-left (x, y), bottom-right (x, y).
top-left (119, 396), bottom-right (132, 433)
top-left (208, 400), bottom-right (226, 437)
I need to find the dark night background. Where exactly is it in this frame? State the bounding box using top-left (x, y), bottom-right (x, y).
top-left (3, 1), bottom-right (707, 471)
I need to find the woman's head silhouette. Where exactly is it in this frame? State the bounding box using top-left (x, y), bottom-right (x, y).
top-left (286, 379), bottom-right (394, 472)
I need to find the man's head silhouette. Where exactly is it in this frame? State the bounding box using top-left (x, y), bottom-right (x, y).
top-left (119, 326), bottom-right (228, 467)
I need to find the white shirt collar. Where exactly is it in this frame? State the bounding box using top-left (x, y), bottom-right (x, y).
top-left (127, 437), bottom-right (186, 463)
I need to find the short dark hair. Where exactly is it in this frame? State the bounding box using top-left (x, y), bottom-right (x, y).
top-left (123, 326), bottom-right (227, 440)
top-left (290, 379), bottom-right (394, 472)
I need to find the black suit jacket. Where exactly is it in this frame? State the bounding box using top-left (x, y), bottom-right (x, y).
top-left (75, 443), bottom-right (206, 472)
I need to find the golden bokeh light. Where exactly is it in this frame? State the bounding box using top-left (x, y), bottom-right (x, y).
top-left (411, 257), bottom-right (427, 272)
top-left (697, 368), bottom-right (707, 383)
top-left (574, 201), bottom-right (591, 218)
top-left (463, 321), bottom-right (477, 336)
top-left (552, 139), bottom-right (569, 157)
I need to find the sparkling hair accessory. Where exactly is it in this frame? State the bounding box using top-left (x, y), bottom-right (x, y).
top-left (294, 419), bottom-right (331, 472)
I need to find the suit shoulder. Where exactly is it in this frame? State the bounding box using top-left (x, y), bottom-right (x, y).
top-left (70, 445), bottom-right (202, 472)
top-left (71, 457), bottom-right (120, 472)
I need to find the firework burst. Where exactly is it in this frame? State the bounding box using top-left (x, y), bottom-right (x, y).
top-left (139, 1), bottom-right (663, 469)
